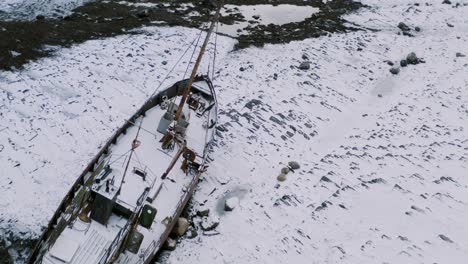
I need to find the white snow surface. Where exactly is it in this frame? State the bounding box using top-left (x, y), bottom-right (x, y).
top-left (0, 0), bottom-right (468, 263)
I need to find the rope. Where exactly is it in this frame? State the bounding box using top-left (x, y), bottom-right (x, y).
top-left (108, 149), bottom-right (132, 166)
top-left (183, 28), bottom-right (205, 80)
top-left (149, 29), bottom-right (205, 99)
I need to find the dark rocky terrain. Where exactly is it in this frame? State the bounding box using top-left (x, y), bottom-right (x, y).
top-left (0, 0), bottom-right (364, 71)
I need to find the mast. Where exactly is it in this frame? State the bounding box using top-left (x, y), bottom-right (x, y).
top-left (117, 119), bottom-right (143, 195)
top-left (174, 0), bottom-right (223, 122)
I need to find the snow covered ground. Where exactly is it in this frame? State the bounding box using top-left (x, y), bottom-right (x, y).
top-left (1, 0), bottom-right (467, 263)
top-left (0, 0), bottom-right (91, 20)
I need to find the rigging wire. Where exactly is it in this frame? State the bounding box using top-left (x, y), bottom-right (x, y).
top-left (212, 21), bottom-right (219, 80)
top-left (183, 27), bottom-right (205, 80)
top-left (148, 29), bottom-right (205, 99)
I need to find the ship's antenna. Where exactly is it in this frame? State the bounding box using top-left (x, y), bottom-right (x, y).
top-left (173, 0), bottom-right (224, 122)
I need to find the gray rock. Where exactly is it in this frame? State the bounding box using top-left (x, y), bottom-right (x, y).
top-left (415, 26), bottom-right (421, 32)
top-left (163, 237), bottom-right (177, 251)
top-left (456, 52), bottom-right (466, 57)
top-left (201, 215), bottom-right (220, 231)
top-left (442, 0), bottom-right (451, 4)
top-left (299, 61), bottom-right (311, 70)
top-left (400, 59), bottom-right (408, 67)
top-left (439, 234), bottom-right (454, 243)
top-left (288, 161), bottom-right (300, 170)
top-left (277, 173), bottom-right (287, 181)
top-left (172, 217), bottom-right (190, 236)
top-left (397, 22), bottom-right (411, 32)
top-left (384, 60), bottom-right (394, 66)
top-left (186, 228), bottom-right (198, 239)
top-left (162, 61), bottom-right (167, 65)
top-left (390, 67), bottom-right (400, 75)
top-left (224, 197), bottom-right (239, 211)
top-left (196, 208), bottom-right (210, 217)
top-left (406, 52), bottom-right (419, 65)
top-left (137, 10), bottom-right (149, 18)
top-left (281, 167), bottom-right (290, 174)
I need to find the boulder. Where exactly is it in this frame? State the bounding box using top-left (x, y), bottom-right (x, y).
top-left (406, 52), bottom-right (419, 65)
top-left (456, 52), bottom-right (466, 57)
top-left (201, 215), bottom-right (219, 231)
top-left (299, 62), bottom-right (311, 70)
top-left (163, 237), bottom-right (177, 251)
top-left (224, 197), bottom-right (239, 211)
top-left (390, 67), bottom-right (400, 75)
top-left (196, 208), bottom-right (210, 217)
top-left (400, 59), bottom-right (408, 67)
top-left (288, 161), bottom-right (300, 170)
top-left (186, 228), bottom-right (198, 239)
top-left (172, 217), bottom-right (190, 236)
top-left (438, 234), bottom-right (453, 243)
top-left (281, 167), bottom-right (290, 174)
top-left (277, 173), bottom-right (287, 181)
top-left (137, 10), bottom-right (149, 18)
top-left (397, 22), bottom-right (411, 32)
top-left (442, 0), bottom-right (451, 4)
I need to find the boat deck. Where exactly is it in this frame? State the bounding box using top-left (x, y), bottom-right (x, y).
top-left (40, 81), bottom-right (216, 264)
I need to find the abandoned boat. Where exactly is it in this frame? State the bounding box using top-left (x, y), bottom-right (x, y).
top-left (27, 3), bottom-right (223, 264)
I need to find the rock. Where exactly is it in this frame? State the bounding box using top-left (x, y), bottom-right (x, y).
top-left (244, 98), bottom-right (262, 110)
top-left (299, 61), bottom-right (311, 70)
top-left (172, 217), bottom-right (190, 236)
top-left (224, 197), bottom-right (239, 211)
top-left (400, 59), bottom-right (408, 67)
top-left (406, 52), bottom-right (419, 65)
top-left (281, 167), bottom-right (290, 174)
top-left (442, 0), bottom-right (451, 4)
top-left (162, 61), bottom-right (167, 65)
top-left (163, 237), bottom-right (177, 250)
top-left (384, 60), bottom-right (394, 66)
top-left (415, 26), bottom-right (421, 32)
top-left (186, 228), bottom-right (198, 239)
top-left (302, 54), bottom-right (309, 60)
top-left (277, 173), bottom-right (287, 181)
top-left (196, 208), bottom-right (210, 217)
top-left (397, 22), bottom-right (411, 32)
top-left (438, 234), bottom-right (453, 243)
top-left (252, 15), bottom-right (260, 20)
top-left (288, 161), bottom-right (300, 170)
top-left (137, 10), bottom-right (149, 18)
top-left (239, 67), bottom-right (245, 71)
top-left (456, 52), bottom-right (466, 57)
top-left (201, 215), bottom-right (219, 231)
top-left (0, 239), bottom-right (13, 264)
top-left (390, 67), bottom-right (400, 75)
top-left (36, 15), bottom-right (45, 20)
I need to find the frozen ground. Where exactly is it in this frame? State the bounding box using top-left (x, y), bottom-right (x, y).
top-left (1, 0), bottom-right (467, 263)
top-left (0, 0), bottom-right (91, 20)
